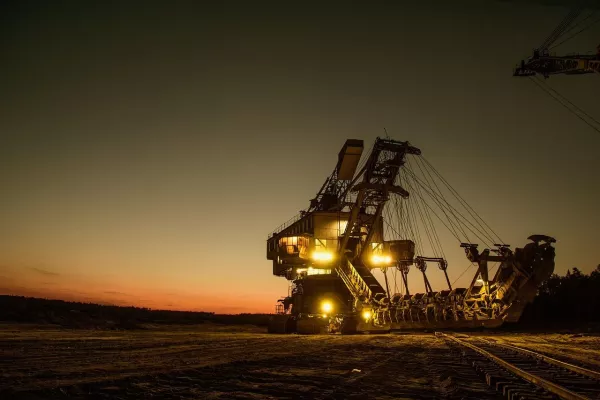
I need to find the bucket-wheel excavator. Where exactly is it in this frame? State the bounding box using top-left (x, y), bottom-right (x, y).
top-left (266, 138), bottom-right (556, 334)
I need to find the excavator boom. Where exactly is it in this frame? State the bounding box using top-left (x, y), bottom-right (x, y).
top-left (514, 54), bottom-right (600, 77)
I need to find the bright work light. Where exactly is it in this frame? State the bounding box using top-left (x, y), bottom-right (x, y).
top-left (362, 310), bottom-right (372, 321)
top-left (371, 254), bottom-right (392, 265)
top-left (321, 300), bottom-right (333, 314)
top-left (312, 251), bottom-right (334, 262)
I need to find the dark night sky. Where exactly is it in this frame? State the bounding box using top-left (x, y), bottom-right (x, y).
top-left (1, 1), bottom-right (598, 312)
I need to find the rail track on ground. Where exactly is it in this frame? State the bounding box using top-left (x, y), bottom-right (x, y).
top-left (437, 332), bottom-right (600, 400)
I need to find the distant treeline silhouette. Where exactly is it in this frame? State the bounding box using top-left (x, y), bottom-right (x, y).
top-left (518, 265), bottom-right (600, 329)
top-left (0, 295), bottom-right (270, 329)
top-left (1, 266), bottom-right (598, 330)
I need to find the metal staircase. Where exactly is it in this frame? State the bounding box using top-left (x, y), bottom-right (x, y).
top-left (336, 256), bottom-right (386, 305)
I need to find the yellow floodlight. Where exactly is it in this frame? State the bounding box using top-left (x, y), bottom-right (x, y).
top-left (371, 254), bottom-right (392, 265)
top-left (312, 251), bottom-right (334, 262)
top-left (362, 309), bottom-right (372, 321)
top-left (321, 300), bottom-right (333, 314)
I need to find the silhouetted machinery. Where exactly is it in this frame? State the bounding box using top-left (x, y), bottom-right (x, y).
top-left (514, 46), bottom-right (600, 77)
top-left (266, 138), bottom-right (556, 334)
top-left (514, 8), bottom-right (600, 77)
top-left (513, 7), bottom-right (600, 133)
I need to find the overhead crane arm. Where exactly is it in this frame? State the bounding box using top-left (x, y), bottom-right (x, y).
top-left (514, 52), bottom-right (600, 77)
top-left (513, 7), bottom-right (600, 78)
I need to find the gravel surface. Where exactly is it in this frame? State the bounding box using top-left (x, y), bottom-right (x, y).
top-left (10, 325), bottom-right (591, 399)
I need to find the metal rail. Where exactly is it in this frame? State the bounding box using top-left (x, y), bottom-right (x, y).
top-left (438, 332), bottom-right (592, 400)
top-left (336, 258), bottom-right (373, 304)
top-left (474, 337), bottom-right (600, 381)
top-left (267, 212), bottom-right (303, 238)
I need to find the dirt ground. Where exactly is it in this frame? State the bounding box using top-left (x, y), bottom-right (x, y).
top-left (471, 331), bottom-right (600, 370)
top-left (0, 324), bottom-right (598, 399)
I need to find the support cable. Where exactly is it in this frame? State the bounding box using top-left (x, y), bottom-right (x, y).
top-left (404, 165), bottom-right (473, 243)
top-left (417, 157), bottom-right (500, 244)
top-left (555, 11), bottom-right (595, 39)
top-left (539, 7), bottom-right (582, 50)
top-left (412, 156), bottom-right (463, 243)
top-left (402, 180), bottom-right (462, 243)
top-left (405, 188), bottom-right (425, 255)
top-left (550, 15), bottom-right (600, 49)
top-left (404, 165), bottom-right (439, 256)
top-left (404, 168), bottom-right (495, 247)
top-left (452, 263), bottom-right (476, 287)
top-left (405, 159), bottom-right (445, 258)
top-left (395, 195), bottom-right (408, 239)
top-left (398, 172), bottom-right (423, 254)
top-left (409, 158), bottom-right (445, 257)
top-left (528, 76), bottom-right (600, 134)
top-left (412, 157), bottom-right (459, 258)
top-left (419, 157), bottom-right (504, 244)
top-left (389, 171), bottom-right (463, 244)
top-left (405, 171), bottom-right (474, 243)
top-left (536, 76), bottom-right (600, 126)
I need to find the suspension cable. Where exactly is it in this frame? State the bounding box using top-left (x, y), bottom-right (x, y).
top-left (552, 11), bottom-right (596, 41)
top-left (419, 156), bottom-right (504, 244)
top-left (397, 171), bottom-right (423, 254)
top-left (538, 76), bottom-right (600, 126)
top-left (406, 158), bottom-right (446, 258)
top-left (539, 7), bottom-right (583, 50)
top-left (404, 165), bottom-right (473, 242)
top-left (412, 156), bottom-right (462, 242)
top-left (405, 182), bottom-right (425, 255)
top-left (404, 168), bottom-right (496, 247)
top-left (550, 14), bottom-right (600, 49)
top-left (404, 170), bottom-right (476, 243)
top-left (528, 76), bottom-right (600, 134)
top-left (401, 179), bottom-right (462, 243)
top-left (452, 263), bottom-right (476, 287)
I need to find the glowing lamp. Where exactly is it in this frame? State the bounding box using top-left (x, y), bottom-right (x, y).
top-left (371, 254), bottom-right (393, 265)
top-left (362, 310), bottom-right (372, 321)
top-left (312, 251), bottom-right (334, 262)
top-left (321, 300), bottom-right (333, 314)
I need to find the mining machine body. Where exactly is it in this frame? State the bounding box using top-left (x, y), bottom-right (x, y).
top-left (266, 138), bottom-right (556, 334)
top-left (514, 48), bottom-right (600, 78)
top-left (513, 8), bottom-right (600, 78)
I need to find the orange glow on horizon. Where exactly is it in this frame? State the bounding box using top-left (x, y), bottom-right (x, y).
top-left (0, 264), bottom-right (277, 314)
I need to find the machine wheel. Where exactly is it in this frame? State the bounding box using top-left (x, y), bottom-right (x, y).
top-left (267, 314), bottom-right (296, 333)
top-left (296, 316), bottom-right (328, 334)
top-left (340, 315), bottom-right (359, 335)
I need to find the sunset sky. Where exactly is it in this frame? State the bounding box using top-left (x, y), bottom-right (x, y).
top-left (1, 1), bottom-right (599, 313)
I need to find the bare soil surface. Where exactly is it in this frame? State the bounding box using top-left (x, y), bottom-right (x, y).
top-left (470, 332), bottom-right (600, 371)
top-left (1, 324), bottom-right (594, 399)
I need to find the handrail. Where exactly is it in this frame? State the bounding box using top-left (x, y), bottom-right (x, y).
top-left (267, 212), bottom-right (304, 239)
top-left (335, 257), bottom-right (372, 304)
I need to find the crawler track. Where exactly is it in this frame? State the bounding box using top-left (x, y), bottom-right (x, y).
top-left (437, 332), bottom-right (600, 400)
